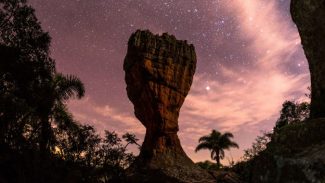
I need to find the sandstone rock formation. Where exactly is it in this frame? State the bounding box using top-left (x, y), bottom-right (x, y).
top-left (124, 30), bottom-right (215, 182)
top-left (291, 0), bottom-right (325, 119)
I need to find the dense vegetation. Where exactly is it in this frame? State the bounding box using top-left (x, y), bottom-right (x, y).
top-left (0, 1), bottom-right (139, 182)
top-left (1, 1), bottom-right (321, 183)
top-left (230, 99), bottom-right (313, 182)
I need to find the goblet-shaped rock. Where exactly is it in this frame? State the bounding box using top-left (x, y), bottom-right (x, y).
top-left (124, 30), bottom-right (215, 183)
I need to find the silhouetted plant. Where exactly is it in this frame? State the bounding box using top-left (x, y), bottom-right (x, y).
top-left (97, 131), bottom-right (138, 182)
top-left (0, 0), bottom-right (87, 156)
top-left (195, 130), bottom-right (239, 168)
top-left (274, 100), bottom-right (310, 131)
top-left (123, 132), bottom-right (141, 148)
top-left (242, 131), bottom-right (272, 161)
top-left (1, 0), bottom-right (51, 152)
top-left (196, 160), bottom-right (219, 170)
top-left (1, 1), bottom-right (141, 183)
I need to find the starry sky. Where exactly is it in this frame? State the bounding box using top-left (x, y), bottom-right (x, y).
top-left (29, 0), bottom-right (310, 163)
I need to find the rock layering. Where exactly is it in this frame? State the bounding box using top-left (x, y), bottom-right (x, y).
top-left (291, 0), bottom-right (325, 119)
top-left (124, 30), bottom-right (215, 183)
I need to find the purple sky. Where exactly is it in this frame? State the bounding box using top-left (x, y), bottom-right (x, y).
top-left (29, 0), bottom-right (310, 163)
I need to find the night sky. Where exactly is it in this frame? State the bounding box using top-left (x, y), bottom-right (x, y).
top-left (29, 0), bottom-right (310, 163)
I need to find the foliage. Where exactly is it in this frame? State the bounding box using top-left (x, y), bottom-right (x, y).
top-left (195, 130), bottom-right (239, 168)
top-left (239, 100), bottom-right (310, 163)
top-left (268, 118), bottom-right (325, 156)
top-left (242, 131), bottom-right (272, 162)
top-left (274, 100), bottom-right (310, 131)
top-left (196, 160), bottom-right (219, 170)
top-left (55, 128), bottom-right (139, 182)
top-left (233, 98), bottom-right (312, 182)
top-left (0, 0), bottom-right (83, 154)
top-left (98, 131), bottom-right (138, 182)
top-left (0, 1), bottom-right (140, 182)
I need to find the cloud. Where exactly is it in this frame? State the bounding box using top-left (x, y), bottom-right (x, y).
top-left (178, 0), bottom-right (310, 162)
top-left (182, 72), bottom-right (309, 131)
top-left (67, 97), bottom-right (145, 137)
top-left (65, 0), bottom-right (310, 164)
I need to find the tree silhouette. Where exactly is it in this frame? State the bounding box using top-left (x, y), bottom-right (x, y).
top-left (39, 73), bottom-right (85, 154)
top-left (122, 132), bottom-right (141, 148)
top-left (0, 1), bottom-right (141, 182)
top-left (195, 130), bottom-right (239, 168)
top-left (0, 0), bottom-right (86, 155)
top-left (274, 100), bottom-right (310, 131)
top-left (98, 131), bottom-right (137, 182)
top-left (242, 131), bottom-right (272, 161)
top-left (1, 0), bottom-right (54, 151)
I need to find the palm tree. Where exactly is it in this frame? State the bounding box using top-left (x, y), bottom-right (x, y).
top-left (195, 130), bottom-right (239, 168)
top-left (39, 73), bottom-right (85, 154)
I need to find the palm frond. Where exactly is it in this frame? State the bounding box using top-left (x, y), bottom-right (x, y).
top-left (195, 142), bottom-right (212, 152)
top-left (54, 73), bottom-right (85, 101)
top-left (52, 102), bottom-right (78, 131)
top-left (198, 135), bottom-right (211, 143)
top-left (222, 132), bottom-right (234, 138)
top-left (210, 150), bottom-right (216, 160)
top-left (219, 132), bottom-right (239, 149)
top-left (229, 141), bottom-right (239, 149)
top-left (211, 130), bottom-right (221, 137)
top-left (219, 150), bottom-right (225, 159)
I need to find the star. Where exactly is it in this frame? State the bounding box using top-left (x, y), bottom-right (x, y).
top-left (27, 0), bottom-right (309, 164)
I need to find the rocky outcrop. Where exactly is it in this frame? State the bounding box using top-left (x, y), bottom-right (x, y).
top-left (235, 118), bottom-right (325, 183)
top-left (291, 0), bottom-right (325, 119)
top-left (249, 145), bottom-right (325, 183)
top-left (123, 30), bottom-right (215, 182)
top-left (210, 171), bottom-right (244, 183)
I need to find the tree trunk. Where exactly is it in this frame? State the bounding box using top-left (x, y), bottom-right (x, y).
top-left (40, 115), bottom-right (50, 156)
top-left (216, 150), bottom-right (221, 168)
